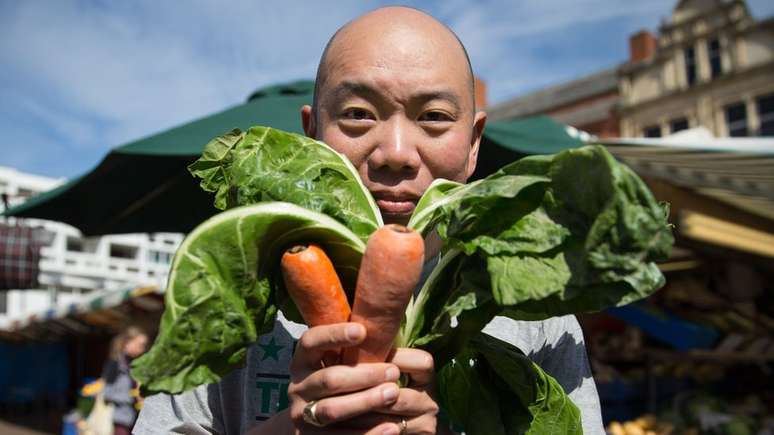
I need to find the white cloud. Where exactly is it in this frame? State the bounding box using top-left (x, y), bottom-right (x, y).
top-left (0, 1), bottom-right (375, 175)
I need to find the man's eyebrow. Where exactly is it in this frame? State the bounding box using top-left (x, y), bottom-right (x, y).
top-left (412, 89), bottom-right (462, 109)
top-left (328, 81), bottom-right (462, 109)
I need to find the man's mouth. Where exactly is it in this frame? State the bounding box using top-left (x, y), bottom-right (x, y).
top-left (372, 191), bottom-right (419, 215)
top-left (376, 198), bottom-right (417, 214)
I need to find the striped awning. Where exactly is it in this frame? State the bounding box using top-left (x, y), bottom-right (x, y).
top-left (596, 136), bottom-right (774, 222)
top-left (0, 285), bottom-right (163, 341)
top-left (595, 135), bottom-right (774, 258)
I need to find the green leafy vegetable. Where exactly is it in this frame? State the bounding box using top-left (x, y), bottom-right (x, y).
top-left (188, 126), bottom-right (381, 241)
top-left (132, 202), bottom-right (364, 394)
top-left (400, 145), bottom-right (673, 364)
top-left (133, 126), bottom-right (673, 434)
top-left (437, 333), bottom-right (582, 435)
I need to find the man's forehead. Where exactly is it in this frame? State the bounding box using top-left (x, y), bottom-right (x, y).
top-left (313, 7), bottom-right (475, 111)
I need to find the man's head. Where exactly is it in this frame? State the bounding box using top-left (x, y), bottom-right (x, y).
top-left (302, 6), bottom-right (486, 225)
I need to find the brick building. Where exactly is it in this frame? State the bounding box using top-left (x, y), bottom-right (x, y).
top-left (487, 67), bottom-right (620, 138)
top-left (489, 0), bottom-right (774, 139)
top-left (619, 0), bottom-right (774, 138)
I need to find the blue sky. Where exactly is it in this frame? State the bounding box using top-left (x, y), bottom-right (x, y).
top-left (2, 0), bottom-right (773, 179)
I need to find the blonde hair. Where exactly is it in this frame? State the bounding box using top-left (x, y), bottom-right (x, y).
top-left (109, 325), bottom-right (147, 361)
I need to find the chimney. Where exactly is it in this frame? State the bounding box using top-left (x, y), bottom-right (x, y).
top-left (629, 30), bottom-right (657, 63)
top-left (474, 77), bottom-right (487, 110)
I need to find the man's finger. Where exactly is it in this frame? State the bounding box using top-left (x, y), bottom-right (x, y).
top-left (296, 363), bottom-right (400, 400)
top-left (342, 413), bottom-right (438, 434)
top-left (387, 348), bottom-right (435, 386)
top-left (292, 323), bottom-right (365, 370)
top-left (301, 382), bottom-right (400, 427)
top-left (376, 387), bottom-right (439, 416)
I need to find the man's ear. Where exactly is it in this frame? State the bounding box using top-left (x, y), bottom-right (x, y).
top-left (301, 105), bottom-right (317, 138)
top-left (465, 110), bottom-right (487, 180)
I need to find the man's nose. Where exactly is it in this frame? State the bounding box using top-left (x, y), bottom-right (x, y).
top-left (368, 118), bottom-right (421, 172)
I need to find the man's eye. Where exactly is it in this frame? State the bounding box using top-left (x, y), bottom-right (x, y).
top-left (342, 108), bottom-right (373, 120)
top-left (419, 111), bottom-right (453, 122)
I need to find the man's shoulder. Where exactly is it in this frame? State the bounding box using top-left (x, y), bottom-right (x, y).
top-left (482, 314), bottom-right (582, 358)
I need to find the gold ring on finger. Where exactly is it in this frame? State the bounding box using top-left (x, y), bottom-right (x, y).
top-left (399, 417), bottom-right (408, 435)
top-left (302, 400), bottom-right (325, 427)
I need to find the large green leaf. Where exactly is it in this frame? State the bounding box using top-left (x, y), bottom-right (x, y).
top-left (437, 333), bottom-right (581, 435)
top-left (188, 126), bottom-right (382, 241)
top-left (131, 203), bottom-right (364, 394)
top-left (402, 145), bottom-right (672, 367)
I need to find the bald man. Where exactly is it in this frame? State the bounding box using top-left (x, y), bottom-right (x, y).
top-left (134, 7), bottom-right (604, 435)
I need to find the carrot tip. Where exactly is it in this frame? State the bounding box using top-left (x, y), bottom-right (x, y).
top-left (385, 224), bottom-right (411, 233)
top-left (287, 245), bottom-right (308, 254)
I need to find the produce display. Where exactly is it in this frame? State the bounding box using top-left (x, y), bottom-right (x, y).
top-left (606, 392), bottom-right (774, 435)
top-left (589, 264), bottom-right (774, 435)
top-left (131, 126), bottom-right (673, 434)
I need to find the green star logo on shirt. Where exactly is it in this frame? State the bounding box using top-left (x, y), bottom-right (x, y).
top-left (259, 337), bottom-right (284, 361)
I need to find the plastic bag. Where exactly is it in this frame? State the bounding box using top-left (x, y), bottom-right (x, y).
top-left (78, 393), bottom-right (114, 435)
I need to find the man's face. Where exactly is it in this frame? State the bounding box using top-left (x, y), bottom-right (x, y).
top-left (304, 23), bottom-right (485, 225)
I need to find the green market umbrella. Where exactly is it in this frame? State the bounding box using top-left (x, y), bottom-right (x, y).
top-left (4, 80), bottom-right (581, 235)
top-left (471, 115), bottom-right (583, 179)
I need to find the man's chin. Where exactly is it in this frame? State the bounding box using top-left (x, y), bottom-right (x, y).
top-left (380, 212), bottom-right (412, 227)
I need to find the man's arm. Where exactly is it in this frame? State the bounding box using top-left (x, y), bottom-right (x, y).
top-left (533, 315), bottom-right (605, 435)
top-left (133, 384), bottom-right (224, 435)
top-left (483, 315), bottom-right (605, 435)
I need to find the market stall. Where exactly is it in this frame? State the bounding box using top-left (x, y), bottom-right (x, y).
top-left (0, 285), bottom-right (164, 432)
top-left (583, 132), bottom-right (774, 434)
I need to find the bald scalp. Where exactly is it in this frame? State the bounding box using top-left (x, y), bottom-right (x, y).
top-left (312, 6), bottom-right (475, 116)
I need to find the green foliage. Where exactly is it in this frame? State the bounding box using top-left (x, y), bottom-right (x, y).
top-left (188, 126), bottom-right (381, 242)
top-left (132, 203), bottom-right (364, 394)
top-left (401, 145), bottom-right (673, 365)
top-left (437, 333), bottom-right (582, 435)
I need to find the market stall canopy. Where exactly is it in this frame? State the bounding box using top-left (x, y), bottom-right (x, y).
top-left (0, 285), bottom-right (163, 341)
top-left (470, 115), bottom-right (583, 179)
top-left (3, 80), bottom-right (581, 235)
top-left (597, 129), bottom-right (774, 258)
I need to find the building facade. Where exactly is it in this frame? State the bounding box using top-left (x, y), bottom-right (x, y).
top-left (0, 166), bottom-right (182, 321)
top-left (487, 67), bottom-right (621, 139)
top-left (619, 0), bottom-right (774, 137)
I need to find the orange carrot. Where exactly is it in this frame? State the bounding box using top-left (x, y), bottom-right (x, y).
top-left (342, 224), bottom-right (425, 364)
top-left (280, 244), bottom-right (351, 327)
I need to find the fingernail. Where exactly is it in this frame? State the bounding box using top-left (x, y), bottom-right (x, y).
top-left (385, 366), bottom-right (400, 382)
top-left (382, 426), bottom-right (399, 435)
top-left (382, 385), bottom-right (398, 403)
top-left (345, 324), bottom-right (362, 341)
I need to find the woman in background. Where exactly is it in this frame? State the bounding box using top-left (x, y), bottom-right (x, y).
top-left (102, 326), bottom-right (148, 435)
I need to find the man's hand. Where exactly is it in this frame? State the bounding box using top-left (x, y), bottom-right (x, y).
top-left (286, 322), bottom-right (402, 434)
top-left (284, 323), bottom-right (441, 434)
top-left (344, 348), bottom-right (440, 434)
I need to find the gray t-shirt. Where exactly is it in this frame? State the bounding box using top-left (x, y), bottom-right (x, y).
top-left (133, 311), bottom-right (604, 434)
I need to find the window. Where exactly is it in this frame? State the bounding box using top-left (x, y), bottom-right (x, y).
top-left (757, 93), bottom-right (774, 136)
top-left (724, 103), bottom-right (748, 137)
top-left (148, 250), bottom-right (171, 264)
top-left (643, 125), bottom-right (662, 138)
top-left (0, 292), bottom-right (7, 315)
top-left (109, 244), bottom-right (138, 259)
top-left (684, 46), bottom-right (697, 86)
top-left (17, 188), bottom-right (34, 199)
top-left (708, 38), bottom-right (722, 79)
top-left (66, 237), bottom-right (84, 252)
top-left (670, 117), bottom-right (689, 133)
